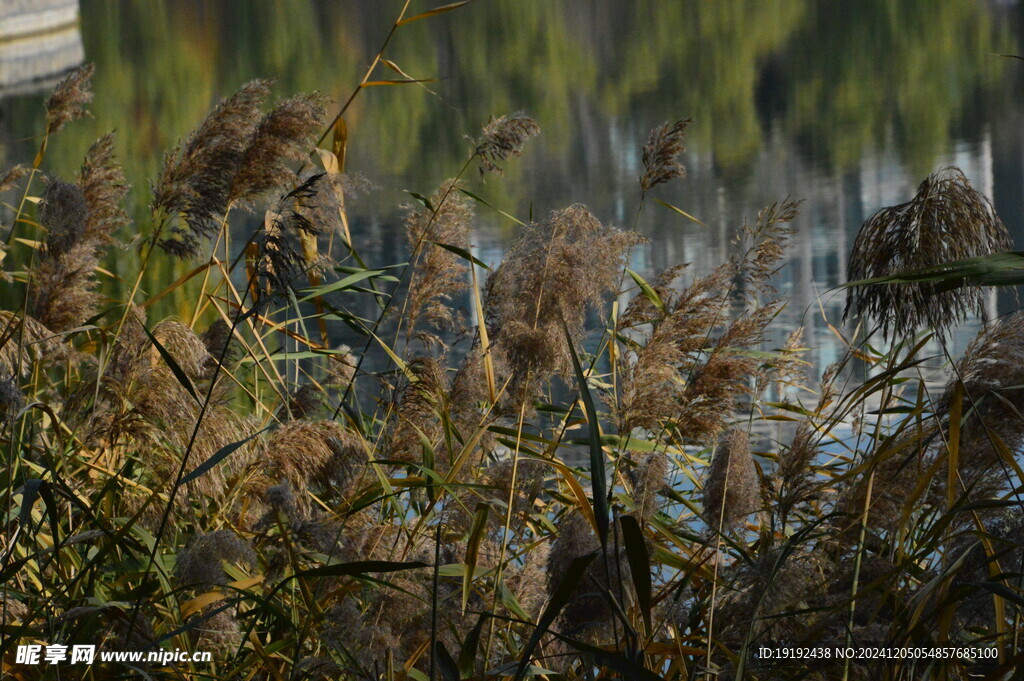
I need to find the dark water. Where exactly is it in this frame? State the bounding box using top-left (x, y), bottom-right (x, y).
top-left (3, 0), bottom-right (1024, 377)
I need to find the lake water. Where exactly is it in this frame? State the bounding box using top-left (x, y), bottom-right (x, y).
top-left (3, 0), bottom-right (1024, 382)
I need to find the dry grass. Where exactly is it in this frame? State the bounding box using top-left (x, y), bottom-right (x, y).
top-left (0, 49), bottom-right (1020, 681)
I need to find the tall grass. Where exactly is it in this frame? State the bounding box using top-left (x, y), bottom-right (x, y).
top-left (2, 25), bottom-right (1023, 681)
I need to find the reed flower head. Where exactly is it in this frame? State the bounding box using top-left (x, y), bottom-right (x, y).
top-left (0, 165), bottom-right (28, 194)
top-left (33, 138), bottom-right (129, 332)
top-left (626, 451), bottom-right (668, 521)
top-left (402, 179), bottom-right (474, 339)
top-left (256, 419), bottom-right (367, 512)
top-left (45, 63), bottom-right (95, 134)
top-left (0, 373), bottom-right (23, 424)
top-left (324, 344), bottom-right (357, 388)
top-left (201, 319), bottom-right (242, 372)
top-left (78, 133), bottom-right (130, 245)
top-left (938, 311), bottom-right (1024, 501)
top-left (389, 356), bottom-right (448, 465)
top-left (640, 118), bottom-right (691, 194)
top-left (230, 92), bottom-right (328, 203)
top-left (175, 530), bottom-right (255, 587)
top-left (153, 79), bottom-right (270, 257)
top-left (279, 383), bottom-right (327, 421)
top-left (0, 312), bottom-right (65, 378)
top-left (702, 429), bottom-right (761, 530)
top-left (484, 205), bottom-right (639, 403)
top-left (546, 512), bottom-right (637, 649)
top-left (255, 175), bottom-right (332, 298)
top-left (845, 167), bottom-right (1010, 339)
top-left (39, 179), bottom-right (88, 257)
top-left (473, 113), bottom-right (540, 176)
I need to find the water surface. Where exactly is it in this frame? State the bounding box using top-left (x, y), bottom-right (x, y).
top-left (2, 0), bottom-right (1024, 380)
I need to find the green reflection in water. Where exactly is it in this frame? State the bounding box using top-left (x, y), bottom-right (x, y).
top-left (0, 0), bottom-right (1015, 323)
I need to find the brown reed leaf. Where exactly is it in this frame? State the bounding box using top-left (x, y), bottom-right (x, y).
top-left (845, 167), bottom-right (1010, 338)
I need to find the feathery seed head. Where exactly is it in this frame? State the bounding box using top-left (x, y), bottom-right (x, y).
top-left (938, 311), bottom-right (1024, 501)
top-left (845, 167), bottom-right (1010, 339)
top-left (45, 63), bottom-right (95, 134)
top-left (484, 205), bottom-right (640, 403)
top-left (230, 92), bottom-right (328, 203)
top-left (0, 373), bottom-right (23, 424)
top-left (702, 429), bottom-right (761, 530)
top-left (403, 179), bottom-right (474, 337)
top-left (473, 113), bottom-right (540, 176)
top-left (627, 451), bottom-right (668, 521)
top-left (640, 118), bottom-right (691, 193)
top-left (78, 132), bottom-right (130, 246)
top-left (175, 530), bottom-right (255, 587)
top-left (40, 179), bottom-right (88, 257)
top-left (153, 79), bottom-right (270, 257)
top-left (0, 165), bottom-right (28, 194)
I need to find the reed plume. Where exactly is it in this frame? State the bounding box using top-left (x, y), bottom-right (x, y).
top-left (484, 205), bottom-right (639, 404)
top-left (152, 79), bottom-right (269, 256)
top-left (472, 112), bottom-right (540, 176)
top-left (845, 167), bottom-right (1010, 338)
top-left (936, 310), bottom-right (1024, 503)
top-left (0, 311), bottom-right (63, 378)
top-left (79, 133), bottom-right (131, 245)
top-left (616, 201), bottom-right (795, 443)
top-left (402, 179), bottom-right (474, 339)
top-left (388, 356), bottom-right (448, 465)
top-left (253, 420), bottom-right (367, 513)
top-left (230, 92), bottom-right (328, 203)
top-left (639, 118), bottom-right (691, 194)
top-left (702, 429), bottom-right (761, 531)
top-left (0, 373), bottom-right (23, 424)
top-left (45, 63), bottom-right (95, 134)
top-left (32, 136), bottom-right (128, 332)
top-left (175, 530), bottom-right (256, 587)
top-left (626, 451), bottom-right (668, 522)
top-left (255, 174), bottom-right (333, 297)
top-left (31, 180), bottom-right (97, 331)
top-left (0, 165), bottom-right (28, 194)
top-left (201, 318), bottom-right (242, 373)
top-left (775, 364), bottom-right (838, 527)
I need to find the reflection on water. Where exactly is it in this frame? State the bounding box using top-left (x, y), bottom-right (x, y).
top-left (2, 0), bottom-right (1024, 380)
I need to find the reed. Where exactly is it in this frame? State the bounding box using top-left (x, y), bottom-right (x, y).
top-left (1, 28), bottom-right (1021, 681)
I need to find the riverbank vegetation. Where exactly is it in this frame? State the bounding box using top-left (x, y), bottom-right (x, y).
top-left (2, 7), bottom-right (1023, 681)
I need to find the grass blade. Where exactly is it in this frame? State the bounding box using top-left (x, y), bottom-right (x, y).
top-left (562, 317), bottom-right (609, 546)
